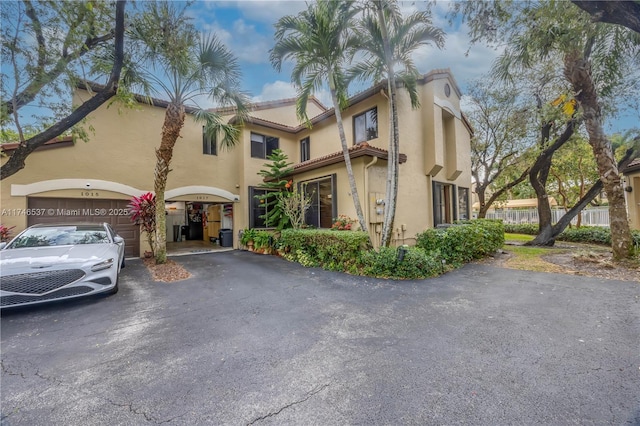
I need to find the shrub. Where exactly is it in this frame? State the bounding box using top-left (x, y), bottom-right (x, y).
top-left (416, 219), bottom-right (504, 266)
top-left (128, 192), bottom-right (156, 256)
top-left (556, 226), bottom-right (640, 248)
top-left (360, 246), bottom-right (442, 279)
top-left (279, 229), bottom-right (371, 268)
top-left (503, 223), bottom-right (538, 235)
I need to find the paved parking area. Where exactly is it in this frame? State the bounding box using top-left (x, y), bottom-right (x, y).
top-left (1, 251), bottom-right (639, 425)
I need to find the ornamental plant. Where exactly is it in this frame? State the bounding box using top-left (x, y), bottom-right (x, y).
top-left (128, 192), bottom-right (156, 256)
top-left (0, 224), bottom-right (15, 242)
top-left (331, 215), bottom-right (356, 231)
top-left (256, 149), bottom-right (294, 229)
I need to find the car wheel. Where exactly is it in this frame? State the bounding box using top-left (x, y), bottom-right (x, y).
top-left (121, 257), bottom-right (125, 269)
top-left (107, 275), bottom-right (119, 295)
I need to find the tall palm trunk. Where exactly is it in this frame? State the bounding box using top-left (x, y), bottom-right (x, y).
top-left (378, 5), bottom-right (399, 247)
top-left (329, 73), bottom-right (369, 238)
top-left (564, 52), bottom-right (632, 259)
top-left (154, 102), bottom-right (186, 264)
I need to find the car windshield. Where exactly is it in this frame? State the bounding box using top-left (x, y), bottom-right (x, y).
top-left (7, 226), bottom-right (110, 248)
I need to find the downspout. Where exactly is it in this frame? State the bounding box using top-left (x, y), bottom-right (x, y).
top-left (364, 156), bottom-right (378, 246)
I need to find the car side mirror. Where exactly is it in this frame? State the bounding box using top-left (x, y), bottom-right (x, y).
top-left (0, 242), bottom-right (6, 250)
top-left (113, 236), bottom-right (125, 244)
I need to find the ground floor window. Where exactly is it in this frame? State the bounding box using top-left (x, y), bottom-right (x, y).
top-left (301, 175), bottom-right (336, 228)
top-left (249, 187), bottom-right (278, 228)
top-left (433, 181), bottom-right (453, 226)
top-left (457, 187), bottom-right (470, 220)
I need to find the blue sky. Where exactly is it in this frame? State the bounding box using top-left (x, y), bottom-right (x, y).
top-left (183, 0), bottom-right (636, 134)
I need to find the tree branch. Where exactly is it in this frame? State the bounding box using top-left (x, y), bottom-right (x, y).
top-left (572, 1), bottom-right (640, 34)
top-left (2, 5), bottom-right (117, 116)
top-left (1, 0), bottom-right (126, 180)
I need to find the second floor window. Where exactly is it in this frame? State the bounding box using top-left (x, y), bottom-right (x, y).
top-left (203, 127), bottom-right (217, 155)
top-left (300, 137), bottom-right (310, 162)
top-left (354, 107), bottom-right (378, 144)
top-left (251, 132), bottom-right (279, 159)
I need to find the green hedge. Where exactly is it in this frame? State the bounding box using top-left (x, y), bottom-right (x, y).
top-left (416, 219), bottom-right (505, 265)
top-left (503, 223), bottom-right (539, 235)
top-left (276, 220), bottom-right (504, 280)
top-left (279, 229), bottom-right (372, 270)
top-left (359, 246), bottom-right (444, 279)
top-left (504, 224), bottom-right (640, 247)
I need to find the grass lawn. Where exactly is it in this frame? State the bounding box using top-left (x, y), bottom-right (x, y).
top-left (502, 233), bottom-right (569, 272)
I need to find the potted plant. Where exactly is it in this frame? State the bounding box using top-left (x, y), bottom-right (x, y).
top-left (253, 231), bottom-right (271, 254)
top-left (240, 228), bottom-right (257, 251)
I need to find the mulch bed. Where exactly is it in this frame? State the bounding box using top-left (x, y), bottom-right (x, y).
top-left (142, 257), bottom-right (192, 282)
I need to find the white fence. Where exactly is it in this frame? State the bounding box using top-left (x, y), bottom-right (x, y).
top-left (483, 207), bottom-right (610, 227)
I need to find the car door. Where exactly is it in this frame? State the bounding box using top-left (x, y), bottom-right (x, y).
top-left (106, 223), bottom-right (126, 270)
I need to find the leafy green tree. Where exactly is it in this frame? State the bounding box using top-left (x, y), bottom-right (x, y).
top-left (466, 75), bottom-right (531, 218)
top-left (352, 0), bottom-right (444, 246)
top-left (454, 0), bottom-right (640, 258)
top-left (270, 0), bottom-right (370, 240)
top-left (128, 2), bottom-right (248, 264)
top-left (256, 149), bottom-right (294, 230)
top-left (1, 0), bottom-right (126, 179)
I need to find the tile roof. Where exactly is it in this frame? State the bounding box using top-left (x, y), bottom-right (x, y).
top-left (286, 142), bottom-right (407, 176)
top-left (1, 136), bottom-right (74, 154)
top-left (622, 157), bottom-right (640, 173)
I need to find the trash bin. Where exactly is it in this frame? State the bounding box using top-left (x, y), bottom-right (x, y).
top-left (173, 225), bottom-right (180, 242)
top-left (219, 229), bottom-right (233, 247)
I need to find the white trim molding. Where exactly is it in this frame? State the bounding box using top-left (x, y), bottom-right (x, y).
top-left (433, 96), bottom-right (462, 120)
top-left (11, 180), bottom-right (240, 202)
top-left (164, 186), bottom-right (239, 202)
top-left (11, 179), bottom-right (147, 197)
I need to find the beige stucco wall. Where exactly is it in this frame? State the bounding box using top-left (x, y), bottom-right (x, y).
top-left (1, 71), bottom-right (473, 254)
top-left (625, 172), bottom-right (640, 230)
top-left (251, 101), bottom-right (325, 127)
top-left (1, 89), bottom-right (245, 253)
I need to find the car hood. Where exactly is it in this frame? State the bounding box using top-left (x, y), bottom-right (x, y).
top-left (0, 244), bottom-right (115, 273)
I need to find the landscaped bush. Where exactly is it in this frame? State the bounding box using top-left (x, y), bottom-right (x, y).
top-left (503, 223), bottom-right (538, 235)
top-left (416, 219), bottom-right (504, 265)
top-left (504, 224), bottom-right (640, 249)
top-left (360, 246), bottom-right (443, 279)
top-left (557, 226), bottom-right (640, 248)
top-left (279, 229), bottom-right (371, 270)
top-left (274, 220), bottom-right (504, 279)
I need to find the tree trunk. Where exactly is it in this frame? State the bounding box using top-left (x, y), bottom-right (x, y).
top-left (526, 116), bottom-right (577, 246)
top-left (378, 5), bottom-right (399, 248)
top-left (564, 52), bottom-right (632, 259)
top-left (0, 0), bottom-right (126, 180)
top-left (154, 102), bottom-right (186, 264)
top-left (328, 77), bottom-right (369, 241)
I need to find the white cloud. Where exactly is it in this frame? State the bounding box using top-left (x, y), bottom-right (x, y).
top-left (252, 80), bottom-right (298, 102)
top-left (252, 80), bottom-right (332, 107)
top-left (412, 25), bottom-right (503, 93)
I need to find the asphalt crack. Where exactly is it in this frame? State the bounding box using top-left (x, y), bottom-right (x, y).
top-left (246, 383), bottom-right (330, 425)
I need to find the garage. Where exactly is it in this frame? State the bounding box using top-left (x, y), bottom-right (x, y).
top-left (27, 198), bottom-right (140, 257)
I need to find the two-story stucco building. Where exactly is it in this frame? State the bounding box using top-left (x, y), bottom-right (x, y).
top-left (1, 69), bottom-right (473, 257)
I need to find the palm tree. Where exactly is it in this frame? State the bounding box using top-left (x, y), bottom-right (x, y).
top-left (130, 2), bottom-right (248, 263)
top-left (352, 0), bottom-right (444, 246)
top-left (270, 0), bottom-right (370, 237)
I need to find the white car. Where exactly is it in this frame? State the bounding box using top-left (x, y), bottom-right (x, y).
top-left (0, 223), bottom-right (125, 309)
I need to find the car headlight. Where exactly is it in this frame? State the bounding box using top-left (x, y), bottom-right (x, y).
top-left (91, 258), bottom-right (114, 271)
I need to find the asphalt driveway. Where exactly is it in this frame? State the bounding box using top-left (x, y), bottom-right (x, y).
top-left (1, 251), bottom-right (639, 425)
